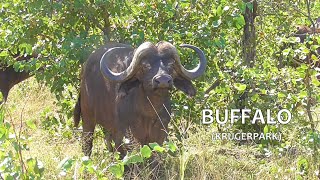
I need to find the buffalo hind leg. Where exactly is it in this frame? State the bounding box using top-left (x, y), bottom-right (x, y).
top-left (82, 120), bottom-right (96, 157)
top-left (82, 132), bottom-right (94, 157)
top-left (0, 88), bottom-right (9, 103)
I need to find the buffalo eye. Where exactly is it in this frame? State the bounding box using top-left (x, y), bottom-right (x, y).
top-left (142, 62), bottom-right (151, 71)
top-left (166, 62), bottom-right (174, 72)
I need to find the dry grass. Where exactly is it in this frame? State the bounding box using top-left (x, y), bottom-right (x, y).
top-left (2, 78), bottom-right (319, 179)
top-left (4, 78), bottom-right (81, 179)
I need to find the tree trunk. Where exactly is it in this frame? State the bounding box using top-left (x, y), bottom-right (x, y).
top-left (238, 1), bottom-right (258, 132)
top-left (242, 0), bottom-right (257, 67)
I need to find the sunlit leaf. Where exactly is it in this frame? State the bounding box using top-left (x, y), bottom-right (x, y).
top-left (58, 157), bottom-right (74, 170)
top-left (26, 119), bottom-right (36, 130)
top-left (282, 48), bottom-right (291, 56)
top-left (234, 83), bottom-right (247, 91)
top-left (299, 91), bottom-right (307, 98)
top-left (109, 163), bottom-right (124, 179)
top-left (140, 145), bottom-right (152, 158)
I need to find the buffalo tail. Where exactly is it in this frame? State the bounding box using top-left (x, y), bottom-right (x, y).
top-left (73, 94), bottom-right (81, 128)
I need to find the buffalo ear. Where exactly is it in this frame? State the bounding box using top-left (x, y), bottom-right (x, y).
top-left (118, 78), bottom-right (140, 98)
top-left (173, 78), bottom-right (196, 97)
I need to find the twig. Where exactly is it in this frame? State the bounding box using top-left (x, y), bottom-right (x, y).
top-left (304, 0), bottom-right (320, 177)
top-left (204, 79), bottom-right (221, 94)
top-left (6, 91), bottom-right (30, 176)
top-left (291, 4), bottom-right (309, 18)
top-left (146, 96), bottom-right (168, 135)
top-left (6, 107), bottom-right (28, 176)
top-left (305, 0), bottom-right (316, 32)
top-left (0, 172), bottom-right (4, 180)
top-left (18, 98), bottom-right (28, 175)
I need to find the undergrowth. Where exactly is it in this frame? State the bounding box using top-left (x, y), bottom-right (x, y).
top-left (0, 78), bottom-right (319, 179)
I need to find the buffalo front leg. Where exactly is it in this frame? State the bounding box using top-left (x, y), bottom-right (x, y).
top-left (82, 120), bottom-right (96, 157)
top-left (102, 128), bottom-right (113, 152)
top-left (113, 130), bottom-right (126, 156)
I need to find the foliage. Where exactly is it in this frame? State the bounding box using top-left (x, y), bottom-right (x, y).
top-left (0, 0), bottom-right (320, 179)
top-left (56, 141), bottom-right (177, 179)
top-left (0, 105), bottom-right (44, 179)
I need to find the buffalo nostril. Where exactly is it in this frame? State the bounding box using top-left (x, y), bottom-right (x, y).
top-left (154, 79), bottom-right (160, 84)
top-left (153, 75), bottom-right (172, 88)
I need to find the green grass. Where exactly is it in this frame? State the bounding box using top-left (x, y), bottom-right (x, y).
top-left (2, 78), bottom-right (319, 179)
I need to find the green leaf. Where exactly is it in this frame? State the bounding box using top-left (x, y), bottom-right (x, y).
top-left (235, 15), bottom-right (245, 29)
top-left (226, 61), bottom-right (234, 67)
top-left (311, 54), bottom-right (318, 62)
top-left (277, 92), bottom-right (286, 98)
top-left (140, 145), bottom-right (152, 158)
top-left (211, 6), bottom-right (216, 15)
top-left (0, 127), bottom-right (6, 138)
top-left (311, 45), bottom-right (320, 51)
top-left (282, 48), bottom-right (291, 56)
top-left (297, 157), bottom-right (309, 171)
top-left (27, 158), bottom-right (37, 172)
top-left (58, 157), bottom-right (74, 170)
top-left (251, 93), bottom-right (259, 101)
top-left (1, 3), bottom-right (10, 8)
top-left (127, 154), bottom-right (144, 164)
top-left (260, 89), bottom-right (267, 95)
top-left (234, 83), bottom-right (247, 91)
top-left (19, 43), bottom-right (33, 54)
top-left (149, 142), bottom-right (165, 152)
top-left (246, 2), bottom-right (254, 12)
top-left (217, 5), bottom-right (223, 16)
top-left (153, 146), bottom-right (165, 153)
top-left (149, 142), bottom-right (160, 149)
top-left (299, 91), bottom-right (307, 98)
top-left (180, 1), bottom-right (190, 8)
top-left (238, 1), bottom-right (246, 13)
top-left (298, 64), bottom-right (308, 71)
top-left (312, 78), bottom-right (320, 86)
top-left (26, 158), bottom-right (44, 175)
top-left (186, 31), bottom-right (192, 38)
top-left (167, 142), bottom-right (177, 152)
top-left (12, 141), bottom-right (20, 152)
top-left (13, 62), bottom-right (22, 72)
top-left (263, 125), bottom-right (269, 134)
top-left (302, 48), bottom-right (310, 54)
top-left (0, 51), bottom-right (9, 57)
top-left (26, 119), bottom-right (36, 130)
top-left (109, 163), bottom-right (124, 179)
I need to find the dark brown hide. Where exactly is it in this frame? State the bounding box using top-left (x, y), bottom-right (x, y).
top-left (75, 42), bottom-right (206, 156)
top-left (294, 25), bottom-right (320, 44)
top-left (0, 54), bottom-right (34, 103)
top-left (316, 17), bottom-right (320, 28)
top-left (293, 26), bottom-right (320, 68)
top-left (280, 26), bottom-right (320, 70)
top-left (0, 67), bottom-right (30, 102)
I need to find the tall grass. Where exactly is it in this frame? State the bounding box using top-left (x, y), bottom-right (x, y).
top-left (1, 78), bottom-right (319, 179)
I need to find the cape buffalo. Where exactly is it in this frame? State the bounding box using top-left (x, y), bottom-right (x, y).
top-left (292, 25), bottom-right (320, 68)
top-left (0, 53), bottom-right (35, 103)
top-left (74, 41), bottom-right (207, 156)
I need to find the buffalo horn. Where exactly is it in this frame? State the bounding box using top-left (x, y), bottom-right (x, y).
top-left (100, 42), bottom-right (156, 82)
top-left (175, 44), bottom-right (207, 80)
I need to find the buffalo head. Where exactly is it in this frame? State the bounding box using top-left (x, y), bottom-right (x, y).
top-left (100, 41), bottom-right (206, 97)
